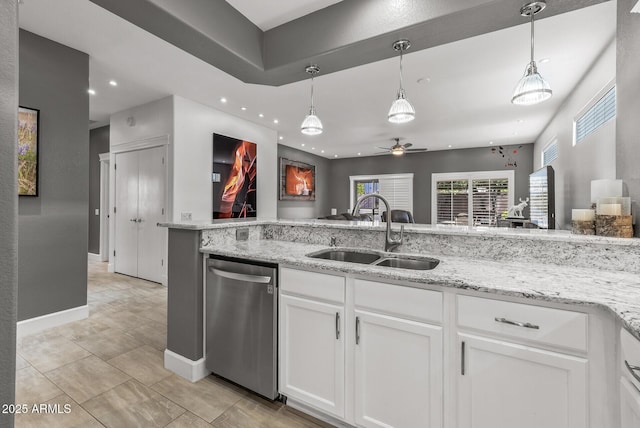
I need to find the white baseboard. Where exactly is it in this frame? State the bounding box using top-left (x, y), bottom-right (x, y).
top-left (17, 305), bottom-right (89, 338)
top-left (286, 398), bottom-right (352, 428)
top-left (87, 253), bottom-right (101, 262)
top-left (107, 262), bottom-right (115, 273)
top-left (164, 349), bottom-right (208, 382)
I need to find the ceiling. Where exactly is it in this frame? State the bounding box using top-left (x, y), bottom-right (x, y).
top-left (18, 0), bottom-right (616, 159)
top-left (225, 0), bottom-right (344, 31)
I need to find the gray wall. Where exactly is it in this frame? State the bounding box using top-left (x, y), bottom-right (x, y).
top-left (18, 30), bottom-right (89, 321)
top-left (277, 144), bottom-right (332, 219)
top-left (89, 126), bottom-right (109, 254)
top-left (0, 1), bottom-right (18, 425)
top-left (617, 0), bottom-right (640, 237)
top-left (328, 144), bottom-right (534, 224)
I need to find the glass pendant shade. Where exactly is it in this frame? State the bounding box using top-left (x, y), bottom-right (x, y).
top-left (388, 89), bottom-right (416, 124)
top-left (511, 62), bottom-right (552, 105)
top-left (301, 107), bottom-right (323, 135)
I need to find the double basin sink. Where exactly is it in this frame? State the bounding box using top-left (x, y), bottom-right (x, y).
top-left (306, 248), bottom-right (439, 270)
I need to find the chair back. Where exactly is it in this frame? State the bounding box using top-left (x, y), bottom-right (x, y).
top-left (381, 210), bottom-right (415, 223)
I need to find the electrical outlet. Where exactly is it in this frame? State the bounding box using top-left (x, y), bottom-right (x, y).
top-left (94, 208), bottom-right (99, 216)
top-left (236, 228), bottom-right (249, 241)
top-left (181, 212), bottom-right (192, 221)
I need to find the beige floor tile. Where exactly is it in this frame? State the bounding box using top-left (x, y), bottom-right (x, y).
top-left (45, 355), bottom-right (130, 403)
top-left (18, 334), bottom-right (92, 373)
top-left (73, 327), bottom-right (142, 360)
top-left (152, 375), bottom-right (245, 423)
top-left (49, 318), bottom-right (110, 342)
top-left (92, 309), bottom-right (156, 331)
top-left (165, 412), bottom-right (212, 428)
top-left (16, 354), bottom-right (30, 371)
top-left (14, 394), bottom-right (103, 428)
top-left (212, 396), bottom-right (328, 428)
top-left (107, 345), bottom-right (172, 386)
top-left (83, 379), bottom-right (184, 428)
top-left (127, 321), bottom-right (167, 351)
top-left (15, 366), bottom-right (63, 404)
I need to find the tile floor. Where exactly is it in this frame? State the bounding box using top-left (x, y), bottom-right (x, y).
top-left (15, 260), bottom-right (329, 428)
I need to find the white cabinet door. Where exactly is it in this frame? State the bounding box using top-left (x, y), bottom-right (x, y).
top-left (457, 333), bottom-right (587, 428)
top-left (114, 150), bottom-right (139, 277)
top-left (354, 310), bottom-right (443, 428)
top-left (279, 294), bottom-right (345, 418)
top-left (621, 377), bottom-right (640, 428)
top-left (136, 146), bottom-right (166, 283)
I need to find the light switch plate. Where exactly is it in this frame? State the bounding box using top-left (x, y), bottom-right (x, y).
top-left (95, 208), bottom-right (99, 215)
top-left (181, 212), bottom-right (192, 221)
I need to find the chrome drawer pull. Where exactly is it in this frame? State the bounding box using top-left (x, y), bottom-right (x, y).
top-left (625, 360), bottom-right (640, 383)
top-left (494, 317), bottom-right (540, 330)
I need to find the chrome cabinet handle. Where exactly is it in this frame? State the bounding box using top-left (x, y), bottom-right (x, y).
top-left (335, 312), bottom-right (340, 340)
top-left (625, 360), bottom-right (640, 384)
top-left (461, 341), bottom-right (466, 375)
top-left (355, 316), bottom-right (361, 345)
top-left (209, 267), bottom-right (272, 284)
top-left (494, 317), bottom-right (540, 330)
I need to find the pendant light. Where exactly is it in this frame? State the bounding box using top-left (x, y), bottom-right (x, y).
top-left (388, 39), bottom-right (415, 124)
top-left (511, 1), bottom-right (552, 105)
top-left (300, 65), bottom-right (323, 135)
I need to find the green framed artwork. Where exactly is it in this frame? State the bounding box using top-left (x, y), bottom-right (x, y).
top-left (18, 106), bottom-right (39, 196)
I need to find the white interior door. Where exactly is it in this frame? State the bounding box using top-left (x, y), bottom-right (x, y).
top-left (137, 146), bottom-right (166, 283)
top-left (114, 150), bottom-right (139, 277)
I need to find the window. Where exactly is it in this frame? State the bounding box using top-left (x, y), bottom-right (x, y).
top-left (574, 83), bottom-right (616, 145)
top-left (432, 171), bottom-right (514, 226)
top-left (542, 138), bottom-right (558, 166)
top-left (350, 173), bottom-right (413, 215)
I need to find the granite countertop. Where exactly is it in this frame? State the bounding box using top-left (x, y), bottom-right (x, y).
top-left (162, 218), bottom-right (640, 247)
top-left (200, 239), bottom-right (640, 341)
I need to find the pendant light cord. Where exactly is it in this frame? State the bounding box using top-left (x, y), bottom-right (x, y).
top-left (530, 7), bottom-right (535, 64)
top-left (310, 74), bottom-right (315, 109)
top-left (399, 48), bottom-right (405, 92)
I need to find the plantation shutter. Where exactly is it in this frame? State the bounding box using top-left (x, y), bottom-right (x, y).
top-left (471, 178), bottom-right (510, 226)
top-left (378, 176), bottom-right (413, 213)
top-left (575, 86), bottom-right (616, 144)
top-left (436, 179), bottom-right (469, 224)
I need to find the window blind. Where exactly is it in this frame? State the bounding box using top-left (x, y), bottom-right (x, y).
top-left (435, 179), bottom-right (469, 224)
top-left (378, 176), bottom-right (413, 212)
top-left (575, 86), bottom-right (615, 144)
top-left (471, 178), bottom-right (509, 226)
top-left (542, 141), bottom-right (558, 166)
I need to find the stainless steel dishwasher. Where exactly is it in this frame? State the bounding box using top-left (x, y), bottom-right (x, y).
top-left (205, 256), bottom-right (278, 400)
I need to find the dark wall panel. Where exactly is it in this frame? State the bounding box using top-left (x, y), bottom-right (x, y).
top-left (89, 126), bottom-right (109, 254)
top-left (327, 144), bottom-right (534, 224)
top-left (18, 30), bottom-right (89, 320)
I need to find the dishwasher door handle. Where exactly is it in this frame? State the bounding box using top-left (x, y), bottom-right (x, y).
top-left (209, 267), bottom-right (272, 284)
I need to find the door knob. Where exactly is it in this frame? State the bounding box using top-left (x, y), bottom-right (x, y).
top-left (130, 218), bottom-right (137, 222)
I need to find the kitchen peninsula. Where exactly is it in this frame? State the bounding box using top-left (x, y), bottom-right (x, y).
top-left (162, 219), bottom-right (640, 428)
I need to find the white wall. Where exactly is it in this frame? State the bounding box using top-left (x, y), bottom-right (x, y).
top-left (533, 40), bottom-right (616, 229)
top-left (173, 95), bottom-right (278, 221)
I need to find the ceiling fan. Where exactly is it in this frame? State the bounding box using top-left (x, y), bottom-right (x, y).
top-left (376, 138), bottom-right (428, 156)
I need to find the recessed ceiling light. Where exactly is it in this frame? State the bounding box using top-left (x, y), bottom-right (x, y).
top-left (357, 152), bottom-right (361, 156)
top-left (301, 143), bottom-right (305, 147)
top-left (334, 154), bottom-right (338, 158)
top-left (279, 136), bottom-right (283, 140)
top-left (259, 113), bottom-right (264, 118)
top-left (273, 119), bottom-right (279, 124)
top-left (513, 131), bottom-right (519, 136)
top-left (417, 77), bottom-right (431, 84)
top-left (87, 89), bottom-right (96, 95)
top-left (220, 97), bottom-right (227, 103)
top-left (489, 141), bottom-right (494, 145)
top-left (321, 150), bottom-right (325, 153)
top-left (539, 57), bottom-right (551, 64)
top-left (241, 107), bottom-right (247, 111)
top-left (109, 80), bottom-right (118, 86)
top-left (448, 145), bottom-right (452, 148)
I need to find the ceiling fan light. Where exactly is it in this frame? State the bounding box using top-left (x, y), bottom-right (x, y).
top-left (388, 90), bottom-right (416, 124)
top-left (511, 62), bottom-right (552, 105)
top-left (301, 107), bottom-right (323, 135)
top-left (391, 147), bottom-right (405, 156)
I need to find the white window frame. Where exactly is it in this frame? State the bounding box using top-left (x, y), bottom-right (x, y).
top-left (431, 170), bottom-right (515, 226)
top-left (349, 173), bottom-right (414, 214)
top-left (572, 79), bottom-right (616, 146)
top-left (541, 137), bottom-right (558, 167)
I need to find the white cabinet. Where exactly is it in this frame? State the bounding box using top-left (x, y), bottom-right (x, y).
top-left (354, 309), bottom-right (442, 428)
top-left (457, 333), bottom-right (588, 428)
top-left (620, 378), bottom-right (640, 428)
top-left (279, 269), bottom-right (346, 419)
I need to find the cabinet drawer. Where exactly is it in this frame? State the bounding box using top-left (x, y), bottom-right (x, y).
top-left (457, 295), bottom-right (587, 352)
top-left (621, 328), bottom-right (640, 390)
top-left (354, 279), bottom-right (442, 324)
top-left (280, 267), bottom-right (345, 303)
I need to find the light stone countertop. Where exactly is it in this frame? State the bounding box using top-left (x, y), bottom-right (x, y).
top-left (200, 239), bottom-right (640, 341)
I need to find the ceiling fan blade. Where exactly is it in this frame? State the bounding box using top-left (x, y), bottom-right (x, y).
top-left (405, 148), bottom-right (428, 152)
top-left (376, 147), bottom-right (391, 150)
top-left (403, 143), bottom-right (413, 149)
top-left (373, 151), bottom-right (390, 155)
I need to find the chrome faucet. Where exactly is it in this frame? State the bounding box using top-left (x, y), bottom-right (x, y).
top-left (352, 193), bottom-right (404, 252)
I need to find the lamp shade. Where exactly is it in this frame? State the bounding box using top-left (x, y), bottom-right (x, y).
top-left (512, 63), bottom-right (552, 106)
top-left (388, 90), bottom-right (415, 124)
top-left (301, 108), bottom-right (323, 135)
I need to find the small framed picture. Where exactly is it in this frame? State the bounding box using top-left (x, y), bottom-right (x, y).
top-left (280, 158), bottom-right (315, 201)
top-left (18, 106), bottom-right (40, 196)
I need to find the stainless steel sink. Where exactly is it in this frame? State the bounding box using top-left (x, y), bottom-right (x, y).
top-left (373, 256), bottom-right (440, 270)
top-left (307, 249), bottom-right (382, 264)
top-left (306, 248), bottom-right (440, 270)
